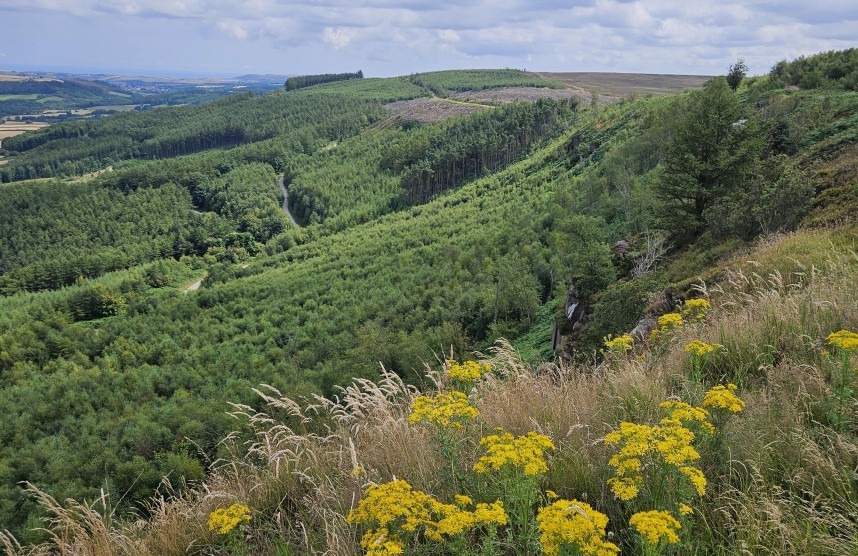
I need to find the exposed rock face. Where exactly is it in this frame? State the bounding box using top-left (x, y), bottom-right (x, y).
top-left (565, 283), bottom-right (585, 325)
top-left (611, 240), bottom-right (631, 258)
top-left (552, 282), bottom-right (591, 356)
top-left (630, 315), bottom-right (658, 341)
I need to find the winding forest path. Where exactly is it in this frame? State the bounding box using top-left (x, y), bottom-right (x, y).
top-left (278, 175), bottom-right (300, 227)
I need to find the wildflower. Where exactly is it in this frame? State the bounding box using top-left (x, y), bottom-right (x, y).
top-left (679, 503), bottom-right (694, 516)
top-left (454, 494), bottom-right (473, 507)
top-left (447, 360), bottom-right (492, 382)
top-left (546, 490), bottom-right (559, 500)
top-left (471, 501), bottom-right (508, 528)
top-left (684, 340), bottom-right (721, 357)
top-left (359, 528), bottom-right (404, 556)
top-left (607, 475), bottom-right (643, 501)
top-left (659, 400), bottom-right (714, 435)
top-left (826, 330), bottom-right (858, 352)
top-left (630, 510), bottom-right (681, 546)
top-left (348, 480), bottom-right (433, 532)
top-left (658, 313), bottom-right (683, 330)
top-left (473, 430), bottom-right (555, 476)
top-left (605, 420), bottom-right (705, 501)
top-left (682, 298), bottom-right (711, 322)
top-left (408, 391), bottom-right (479, 429)
top-left (604, 334), bottom-right (634, 351)
top-left (702, 384), bottom-right (745, 413)
top-left (348, 480), bottom-right (506, 549)
top-left (537, 499), bottom-right (620, 556)
top-left (208, 503), bottom-right (251, 535)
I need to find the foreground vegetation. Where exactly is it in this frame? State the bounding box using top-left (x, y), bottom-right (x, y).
top-left (0, 54), bottom-right (856, 550)
top-left (2, 227), bottom-right (856, 554)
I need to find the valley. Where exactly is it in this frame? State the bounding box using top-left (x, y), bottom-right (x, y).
top-left (0, 50), bottom-right (856, 555)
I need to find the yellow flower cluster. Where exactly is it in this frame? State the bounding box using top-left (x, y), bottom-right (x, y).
top-left (604, 334), bottom-right (635, 351)
top-left (409, 391), bottom-right (479, 429)
top-left (473, 430), bottom-right (555, 476)
top-left (605, 420), bottom-right (706, 500)
top-left (684, 339), bottom-right (721, 357)
top-left (659, 400), bottom-right (714, 435)
top-left (702, 384), bottom-right (745, 413)
top-left (681, 298), bottom-right (711, 322)
top-left (208, 503), bottom-right (251, 535)
top-left (658, 313), bottom-right (683, 330)
top-left (447, 360), bottom-right (492, 382)
top-left (679, 503), bottom-right (694, 516)
top-left (536, 499), bottom-right (620, 556)
top-left (629, 510), bottom-right (681, 545)
top-left (431, 499), bottom-right (507, 540)
top-left (827, 329), bottom-right (858, 352)
top-left (348, 479), bottom-right (507, 553)
top-left (652, 313), bottom-right (683, 342)
top-left (359, 529), bottom-right (404, 556)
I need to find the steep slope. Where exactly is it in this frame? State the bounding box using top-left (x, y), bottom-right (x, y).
top-left (0, 55), bottom-right (856, 545)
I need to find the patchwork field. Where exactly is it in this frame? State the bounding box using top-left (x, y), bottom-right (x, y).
top-left (534, 72), bottom-right (711, 97)
top-left (0, 121), bottom-right (49, 142)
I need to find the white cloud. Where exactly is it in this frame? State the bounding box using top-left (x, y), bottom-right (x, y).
top-left (322, 27), bottom-right (359, 50)
top-left (0, 0), bottom-right (854, 75)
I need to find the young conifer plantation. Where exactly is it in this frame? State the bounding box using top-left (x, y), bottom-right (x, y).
top-left (0, 51), bottom-right (856, 555)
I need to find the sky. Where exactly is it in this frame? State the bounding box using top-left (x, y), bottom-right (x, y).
top-left (0, 0), bottom-right (855, 78)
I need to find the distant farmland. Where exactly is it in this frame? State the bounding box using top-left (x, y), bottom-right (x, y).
top-left (534, 72), bottom-right (711, 98)
top-left (0, 121), bottom-right (49, 143)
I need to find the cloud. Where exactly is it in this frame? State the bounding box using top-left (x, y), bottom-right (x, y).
top-left (322, 27), bottom-right (358, 50)
top-left (0, 0), bottom-right (854, 75)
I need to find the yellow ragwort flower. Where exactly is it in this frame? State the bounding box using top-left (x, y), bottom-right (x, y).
top-left (408, 391), bottom-right (479, 429)
top-left (605, 419), bottom-right (706, 500)
top-left (604, 334), bottom-right (634, 351)
top-left (679, 503), bottom-right (694, 517)
top-left (684, 339), bottom-right (721, 357)
top-left (702, 384), bottom-right (745, 413)
top-left (826, 330), bottom-right (858, 352)
top-left (630, 510), bottom-right (681, 546)
top-left (658, 312), bottom-right (683, 330)
top-left (537, 499), bottom-right (620, 556)
top-left (659, 400), bottom-right (715, 435)
top-left (208, 503), bottom-right (251, 535)
top-left (359, 528), bottom-right (404, 556)
top-left (682, 298), bottom-right (711, 322)
top-left (447, 360), bottom-right (492, 382)
top-left (454, 494), bottom-right (473, 507)
top-left (349, 480), bottom-right (506, 549)
top-left (679, 465), bottom-right (707, 496)
top-left (473, 430), bottom-right (555, 476)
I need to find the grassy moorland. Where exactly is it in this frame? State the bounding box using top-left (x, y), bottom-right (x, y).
top-left (0, 56), bottom-right (856, 553)
top-left (534, 72), bottom-right (711, 98)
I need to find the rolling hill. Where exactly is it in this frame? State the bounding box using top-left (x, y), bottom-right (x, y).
top-left (0, 57), bottom-right (856, 554)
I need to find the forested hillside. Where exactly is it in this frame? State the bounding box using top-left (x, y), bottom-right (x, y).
top-left (0, 57), bottom-right (856, 554)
